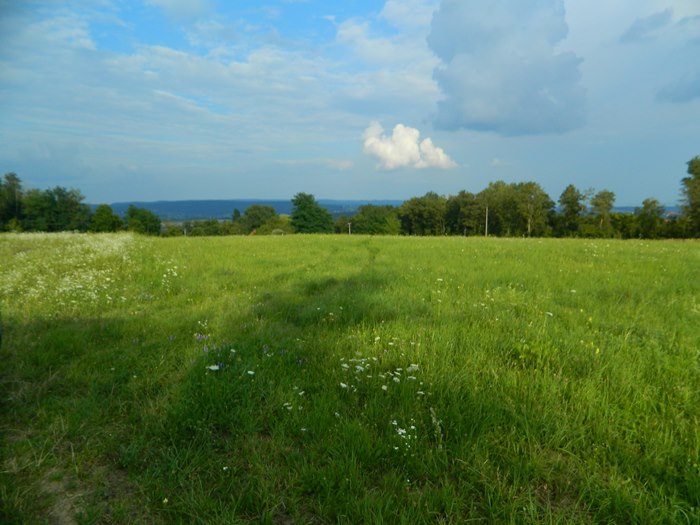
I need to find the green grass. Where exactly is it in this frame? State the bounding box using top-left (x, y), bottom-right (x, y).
top-left (1, 233), bottom-right (699, 523)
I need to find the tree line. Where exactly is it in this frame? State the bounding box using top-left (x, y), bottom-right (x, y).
top-left (2, 156), bottom-right (699, 238)
top-left (0, 174), bottom-right (161, 235)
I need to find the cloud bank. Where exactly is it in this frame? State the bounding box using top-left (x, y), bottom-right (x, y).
top-left (427, 0), bottom-right (585, 136)
top-left (363, 122), bottom-right (457, 170)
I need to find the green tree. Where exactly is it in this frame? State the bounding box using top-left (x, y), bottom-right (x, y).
top-left (126, 205), bottom-right (161, 235)
top-left (162, 222), bottom-right (185, 236)
top-left (398, 192), bottom-right (447, 235)
top-left (514, 182), bottom-right (554, 237)
top-left (20, 186), bottom-right (90, 232)
top-left (351, 205), bottom-right (400, 235)
top-left (635, 198), bottom-right (665, 239)
top-left (241, 205), bottom-right (277, 233)
top-left (610, 212), bottom-right (638, 239)
top-left (681, 155), bottom-right (700, 237)
top-left (49, 187), bottom-right (91, 231)
top-left (89, 204), bottom-right (123, 232)
top-left (660, 214), bottom-right (685, 239)
top-left (21, 189), bottom-right (51, 231)
top-left (257, 214), bottom-right (293, 235)
top-left (557, 184), bottom-right (585, 236)
top-left (590, 190), bottom-right (616, 237)
top-left (0, 172), bottom-right (23, 230)
top-left (290, 193), bottom-right (333, 233)
top-left (445, 191), bottom-right (483, 235)
top-left (478, 182), bottom-right (521, 236)
top-left (187, 219), bottom-right (223, 236)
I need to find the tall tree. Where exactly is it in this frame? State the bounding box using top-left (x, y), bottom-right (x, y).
top-left (590, 190), bottom-right (616, 237)
top-left (610, 212), bottom-right (637, 239)
top-left (681, 155), bottom-right (700, 237)
top-left (445, 191), bottom-right (483, 235)
top-left (478, 182), bottom-right (521, 236)
top-left (89, 204), bottom-right (123, 232)
top-left (558, 184), bottom-right (585, 236)
top-left (398, 192), bottom-right (447, 235)
top-left (514, 182), bottom-right (554, 237)
top-left (49, 187), bottom-right (91, 231)
top-left (20, 186), bottom-right (90, 232)
top-left (290, 193), bottom-right (333, 233)
top-left (21, 189), bottom-right (52, 231)
top-left (126, 205), bottom-right (161, 235)
top-left (0, 173), bottom-right (23, 230)
top-left (635, 198), bottom-right (665, 239)
top-left (241, 205), bottom-right (277, 233)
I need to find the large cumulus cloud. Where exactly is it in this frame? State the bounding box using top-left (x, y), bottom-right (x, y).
top-left (428, 0), bottom-right (586, 136)
top-left (363, 121), bottom-right (457, 170)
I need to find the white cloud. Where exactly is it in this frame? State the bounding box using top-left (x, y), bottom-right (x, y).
top-left (362, 122), bottom-right (457, 170)
top-left (336, 17), bottom-right (436, 69)
top-left (428, 0), bottom-right (585, 136)
top-left (379, 0), bottom-right (439, 29)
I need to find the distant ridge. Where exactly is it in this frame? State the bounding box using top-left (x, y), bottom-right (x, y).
top-left (106, 199), bottom-right (405, 221)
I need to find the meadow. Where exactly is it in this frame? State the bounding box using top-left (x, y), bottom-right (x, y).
top-left (0, 233), bottom-right (698, 524)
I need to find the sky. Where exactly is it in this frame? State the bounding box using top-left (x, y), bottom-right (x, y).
top-left (0, 0), bottom-right (699, 206)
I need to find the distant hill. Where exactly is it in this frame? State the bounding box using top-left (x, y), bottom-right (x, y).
top-left (106, 199), bottom-right (405, 221)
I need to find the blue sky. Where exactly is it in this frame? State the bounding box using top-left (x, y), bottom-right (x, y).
top-left (1, 0), bottom-right (698, 206)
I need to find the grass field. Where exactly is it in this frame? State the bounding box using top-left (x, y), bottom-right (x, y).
top-left (1, 233), bottom-right (699, 524)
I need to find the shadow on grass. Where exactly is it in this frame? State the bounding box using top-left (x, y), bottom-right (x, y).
top-left (0, 313), bottom-right (169, 524)
top-left (128, 267), bottom-right (523, 522)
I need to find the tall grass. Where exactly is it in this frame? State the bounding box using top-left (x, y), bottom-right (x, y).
top-left (1, 233), bottom-right (698, 523)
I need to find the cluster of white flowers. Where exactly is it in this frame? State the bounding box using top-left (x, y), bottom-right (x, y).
top-left (391, 418), bottom-right (418, 456)
top-left (161, 264), bottom-right (179, 293)
top-left (0, 233), bottom-right (135, 314)
top-left (337, 343), bottom-right (426, 399)
top-left (338, 354), bottom-right (380, 392)
top-left (281, 386), bottom-right (305, 412)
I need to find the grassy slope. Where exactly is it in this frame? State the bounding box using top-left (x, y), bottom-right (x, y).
top-left (1, 234), bottom-right (698, 524)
